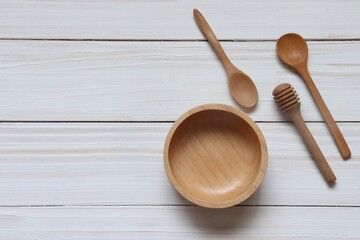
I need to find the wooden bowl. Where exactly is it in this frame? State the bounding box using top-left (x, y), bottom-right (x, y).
top-left (164, 104), bottom-right (268, 208)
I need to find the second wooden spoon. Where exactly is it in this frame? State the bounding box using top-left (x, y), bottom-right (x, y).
top-left (193, 9), bottom-right (258, 108)
top-left (276, 33), bottom-right (351, 160)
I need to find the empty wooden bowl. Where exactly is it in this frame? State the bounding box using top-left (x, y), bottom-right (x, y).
top-left (164, 104), bottom-right (268, 208)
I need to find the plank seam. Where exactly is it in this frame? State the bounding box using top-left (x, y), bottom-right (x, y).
top-left (0, 38), bottom-right (360, 42)
top-left (0, 121), bottom-right (358, 124)
top-left (0, 204), bottom-right (358, 208)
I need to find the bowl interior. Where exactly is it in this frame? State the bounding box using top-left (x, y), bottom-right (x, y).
top-left (167, 109), bottom-right (263, 207)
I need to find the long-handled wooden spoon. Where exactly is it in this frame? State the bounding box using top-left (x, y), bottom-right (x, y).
top-left (276, 33), bottom-right (351, 160)
top-left (273, 83), bottom-right (336, 184)
top-left (193, 9), bottom-right (258, 108)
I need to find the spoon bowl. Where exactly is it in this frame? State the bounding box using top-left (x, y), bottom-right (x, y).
top-left (276, 33), bottom-right (308, 67)
top-left (229, 71), bottom-right (258, 108)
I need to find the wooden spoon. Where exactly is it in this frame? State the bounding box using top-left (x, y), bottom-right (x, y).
top-left (193, 9), bottom-right (258, 108)
top-left (276, 33), bottom-right (351, 160)
top-left (273, 83), bottom-right (336, 184)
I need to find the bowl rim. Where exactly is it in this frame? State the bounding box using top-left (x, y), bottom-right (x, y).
top-left (163, 104), bottom-right (268, 208)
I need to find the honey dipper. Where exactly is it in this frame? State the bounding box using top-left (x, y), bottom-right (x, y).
top-left (273, 83), bottom-right (336, 184)
top-left (276, 33), bottom-right (350, 160)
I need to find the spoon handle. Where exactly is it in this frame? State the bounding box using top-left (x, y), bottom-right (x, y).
top-left (297, 66), bottom-right (351, 160)
top-left (291, 110), bottom-right (337, 184)
top-left (193, 9), bottom-right (233, 71)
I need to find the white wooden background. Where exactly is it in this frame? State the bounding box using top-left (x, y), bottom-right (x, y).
top-left (0, 1), bottom-right (359, 239)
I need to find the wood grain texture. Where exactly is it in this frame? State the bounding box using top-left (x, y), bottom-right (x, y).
top-left (0, 40), bottom-right (359, 121)
top-left (0, 0), bottom-right (359, 238)
top-left (0, 0), bottom-right (359, 40)
top-left (0, 122), bottom-right (358, 206)
top-left (0, 206), bottom-right (359, 239)
top-left (164, 104), bottom-right (267, 208)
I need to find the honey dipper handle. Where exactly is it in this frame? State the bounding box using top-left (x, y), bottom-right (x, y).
top-left (193, 9), bottom-right (234, 72)
top-left (297, 65), bottom-right (351, 160)
top-left (292, 111), bottom-right (337, 184)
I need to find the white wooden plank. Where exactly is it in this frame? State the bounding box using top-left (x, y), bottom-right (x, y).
top-left (0, 0), bottom-right (359, 40)
top-left (0, 122), bottom-right (358, 206)
top-left (0, 206), bottom-right (359, 239)
top-left (0, 40), bottom-right (359, 121)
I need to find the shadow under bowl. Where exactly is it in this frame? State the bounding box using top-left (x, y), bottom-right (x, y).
top-left (164, 104), bottom-right (268, 208)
